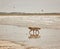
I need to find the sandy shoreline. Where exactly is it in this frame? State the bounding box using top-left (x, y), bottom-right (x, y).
top-left (0, 25), bottom-right (60, 49)
top-left (0, 40), bottom-right (40, 49)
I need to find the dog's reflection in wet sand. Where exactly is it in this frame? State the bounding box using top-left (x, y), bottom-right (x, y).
top-left (28, 34), bottom-right (40, 39)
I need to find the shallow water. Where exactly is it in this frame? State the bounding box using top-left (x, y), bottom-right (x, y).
top-left (0, 25), bottom-right (60, 49)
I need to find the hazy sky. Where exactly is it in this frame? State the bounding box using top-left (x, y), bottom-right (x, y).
top-left (0, 0), bottom-right (60, 13)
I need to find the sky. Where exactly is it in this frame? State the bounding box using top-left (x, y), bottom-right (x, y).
top-left (0, 0), bottom-right (60, 13)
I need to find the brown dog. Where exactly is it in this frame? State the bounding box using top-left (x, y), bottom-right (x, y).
top-left (28, 27), bottom-right (41, 35)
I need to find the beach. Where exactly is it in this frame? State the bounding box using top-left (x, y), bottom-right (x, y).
top-left (0, 25), bottom-right (60, 49)
top-left (0, 39), bottom-right (40, 49)
top-left (0, 16), bottom-right (60, 49)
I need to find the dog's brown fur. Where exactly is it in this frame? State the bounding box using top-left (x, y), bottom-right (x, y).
top-left (28, 27), bottom-right (41, 35)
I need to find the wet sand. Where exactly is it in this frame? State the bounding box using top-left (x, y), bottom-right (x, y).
top-left (0, 40), bottom-right (41, 49)
top-left (0, 25), bottom-right (60, 49)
